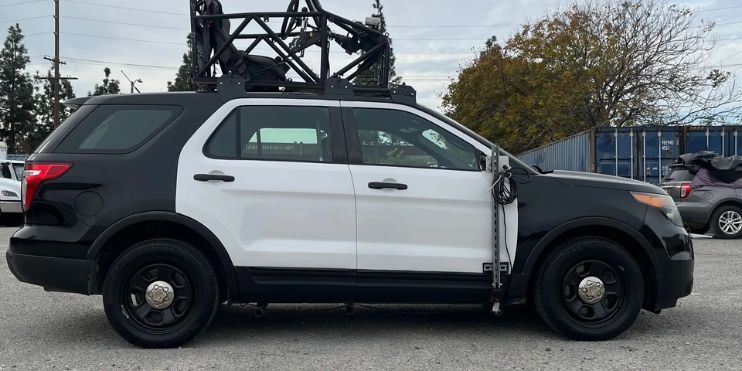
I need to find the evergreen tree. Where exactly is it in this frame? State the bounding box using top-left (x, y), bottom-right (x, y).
top-left (27, 70), bottom-right (75, 152)
top-left (0, 24), bottom-right (35, 153)
top-left (353, 0), bottom-right (402, 86)
top-left (89, 67), bottom-right (121, 96)
top-left (168, 35), bottom-right (197, 91)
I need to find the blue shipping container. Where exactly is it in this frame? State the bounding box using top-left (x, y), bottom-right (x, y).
top-left (519, 126), bottom-right (742, 184)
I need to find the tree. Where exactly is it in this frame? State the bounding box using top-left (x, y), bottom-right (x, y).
top-left (90, 67), bottom-right (121, 96)
top-left (353, 0), bottom-right (402, 86)
top-left (26, 70), bottom-right (75, 152)
top-left (443, 0), bottom-right (741, 154)
top-left (168, 34), bottom-right (197, 91)
top-left (0, 24), bottom-right (35, 153)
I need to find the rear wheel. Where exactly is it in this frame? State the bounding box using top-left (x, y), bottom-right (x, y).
top-left (710, 205), bottom-right (742, 239)
top-left (102, 239), bottom-right (219, 348)
top-left (533, 237), bottom-right (643, 341)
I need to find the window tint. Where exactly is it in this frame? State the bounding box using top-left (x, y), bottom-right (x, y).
top-left (0, 164), bottom-right (10, 179)
top-left (664, 167), bottom-right (695, 182)
top-left (57, 105), bottom-right (181, 153)
top-left (205, 106), bottom-right (333, 162)
top-left (11, 163), bottom-right (23, 180)
top-left (352, 108), bottom-right (480, 170)
top-left (205, 112), bottom-right (237, 158)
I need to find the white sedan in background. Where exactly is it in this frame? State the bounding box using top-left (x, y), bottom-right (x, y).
top-left (0, 177), bottom-right (21, 220)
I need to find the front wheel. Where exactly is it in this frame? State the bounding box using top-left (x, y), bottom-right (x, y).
top-left (102, 239), bottom-right (219, 348)
top-left (710, 205), bottom-right (742, 239)
top-left (533, 237), bottom-right (643, 341)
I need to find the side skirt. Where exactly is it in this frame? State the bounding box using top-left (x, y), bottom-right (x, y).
top-left (235, 267), bottom-right (494, 304)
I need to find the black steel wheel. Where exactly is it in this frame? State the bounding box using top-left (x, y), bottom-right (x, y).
top-left (560, 260), bottom-right (627, 324)
top-left (123, 263), bottom-right (194, 332)
top-left (534, 237), bottom-right (643, 341)
top-left (103, 239), bottom-right (219, 348)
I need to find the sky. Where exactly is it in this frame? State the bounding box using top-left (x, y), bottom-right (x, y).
top-left (2, 0), bottom-right (742, 110)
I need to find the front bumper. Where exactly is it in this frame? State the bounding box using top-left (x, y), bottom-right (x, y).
top-left (0, 200), bottom-right (22, 214)
top-left (651, 257), bottom-right (694, 311)
top-left (6, 246), bottom-right (94, 295)
top-left (642, 209), bottom-right (695, 311)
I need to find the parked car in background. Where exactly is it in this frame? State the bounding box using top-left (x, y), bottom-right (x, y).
top-left (662, 156), bottom-right (742, 239)
top-left (0, 160), bottom-right (25, 181)
top-left (0, 176), bottom-right (22, 223)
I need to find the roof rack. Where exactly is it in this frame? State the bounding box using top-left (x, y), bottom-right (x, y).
top-left (189, 0), bottom-right (415, 103)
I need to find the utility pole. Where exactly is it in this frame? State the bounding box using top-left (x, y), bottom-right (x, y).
top-left (121, 70), bottom-right (143, 94)
top-left (53, 0), bottom-right (60, 127)
top-left (36, 0), bottom-right (77, 128)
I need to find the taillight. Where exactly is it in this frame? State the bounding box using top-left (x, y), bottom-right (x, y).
top-left (680, 183), bottom-right (692, 199)
top-left (22, 162), bottom-right (72, 211)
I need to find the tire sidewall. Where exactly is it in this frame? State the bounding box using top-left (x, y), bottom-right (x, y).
top-left (711, 206), bottom-right (742, 239)
top-left (535, 237), bottom-right (644, 341)
top-left (102, 239), bottom-right (219, 348)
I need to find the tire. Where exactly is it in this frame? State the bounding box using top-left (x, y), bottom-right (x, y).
top-left (102, 238), bottom-right (219, 348)
top-left (710, 205), bottom-right (742, 239)
top-left (533, 237), bottom-right (643, 341)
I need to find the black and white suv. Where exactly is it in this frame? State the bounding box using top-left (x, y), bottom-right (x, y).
top-left (7, 91), bottom-right (694, 347)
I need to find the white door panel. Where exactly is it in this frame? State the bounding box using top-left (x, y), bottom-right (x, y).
top-left (351, 166), bottom-right (493, 273)
top-left (177, 99), bottom-right (356, 269)
top-left (342, 102), bottom-right (517, 274)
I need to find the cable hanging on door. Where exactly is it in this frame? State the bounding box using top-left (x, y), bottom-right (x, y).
top-left (491, 165), bottom-right (530, 206)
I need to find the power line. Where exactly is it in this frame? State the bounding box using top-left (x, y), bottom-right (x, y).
top-left (23, 31), bottom-right (53, 37)
top-left (61, 15), bottom-right (184, 30)
top-left (0, 15), bottom-right (51, 24)
top-left (64, 0), bottom-right (187, 16)
top-left (62, 32), bottom-right (183, 46)
top-left (63, 57), bottom-right (178, 71)
top-left (388, 24), bottom-right (517, 29)
top-left (697, 5), bottom-right (742, 13)
top-left (0, 0), bottom-right (45, 8)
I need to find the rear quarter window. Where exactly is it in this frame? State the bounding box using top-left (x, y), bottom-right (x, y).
top-left (664, 167), bottom-right (695, 182)
top-left (56, 105), bottom-right (182, 153)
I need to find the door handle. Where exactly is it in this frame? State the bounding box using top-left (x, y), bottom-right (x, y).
top-left (194, 174), bottom-right (235, 182)
top-left (368, 182), bottom-right (408, 190)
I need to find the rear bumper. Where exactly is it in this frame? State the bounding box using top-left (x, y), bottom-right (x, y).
top-left (6, 247), bottom-right (94, 295)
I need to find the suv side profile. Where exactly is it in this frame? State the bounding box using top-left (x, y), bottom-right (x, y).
top-left (7, 91), bottom-right (694, 348)
top-left (662, 163), bottom-right (742, 239)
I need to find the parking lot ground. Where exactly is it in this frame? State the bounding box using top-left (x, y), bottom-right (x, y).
top-left (1, 227), bottom-right (741, 370)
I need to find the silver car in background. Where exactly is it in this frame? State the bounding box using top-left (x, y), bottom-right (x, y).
top-left (662, 163), bottom-right (742, 239)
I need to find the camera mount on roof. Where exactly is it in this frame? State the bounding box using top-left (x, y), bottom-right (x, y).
top-left (190, 0), bottom-right (413, 101)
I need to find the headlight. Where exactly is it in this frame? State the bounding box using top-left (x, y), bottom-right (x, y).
top-left (631, 192), bottom-right (683, 226)
top-left (1, 190), bottom-right (18, 198)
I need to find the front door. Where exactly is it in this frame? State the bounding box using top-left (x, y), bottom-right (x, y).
top-left (341, 102), bottom-right (494, 274)
top-left (177, 99), bottom-right (357, 270)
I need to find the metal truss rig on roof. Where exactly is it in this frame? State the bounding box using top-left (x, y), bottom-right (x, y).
top-left (190, 0), bottom-right (415, 101)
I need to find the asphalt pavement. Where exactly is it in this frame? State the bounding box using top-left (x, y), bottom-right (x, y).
top-left (1, 227), bottom-right (740, 370)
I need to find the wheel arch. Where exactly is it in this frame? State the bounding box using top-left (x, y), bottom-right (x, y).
top-left (711, 199), bottom-right (742, 214)
top-left (507, 217), bottom-right (661, 310)
top-left (86, 211), bottom-right (239, 298)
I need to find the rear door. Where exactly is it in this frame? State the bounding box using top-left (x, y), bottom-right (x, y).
top-left (341, 101), bottom-right (495, 274)
top-left (177, 99), bottom-right (357, 270)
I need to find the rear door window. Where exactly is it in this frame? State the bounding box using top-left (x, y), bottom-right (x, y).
top-left (57, 105), bottom-right (182, 153)
top-left (205, 106), bottom-right (333, 163)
